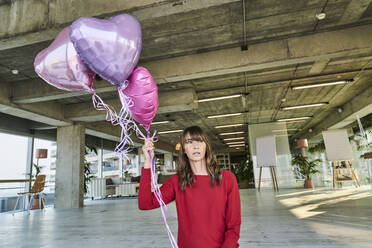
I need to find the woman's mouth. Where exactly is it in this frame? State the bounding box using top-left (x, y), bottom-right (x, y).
top-left (192, 152), bottom-right (201, 156)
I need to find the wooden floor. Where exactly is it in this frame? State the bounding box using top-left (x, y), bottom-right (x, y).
top-left (1, 186), bottom-right (371, 248)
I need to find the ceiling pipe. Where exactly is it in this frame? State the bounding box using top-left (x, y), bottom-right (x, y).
top-left (241, 0), bottom-right (248, 50)
top-left (313, 0), bottom-right (329, 32)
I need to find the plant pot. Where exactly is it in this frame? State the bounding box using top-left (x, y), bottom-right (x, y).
top-left (304, 179), bottom-right (314, 189)
top-left (31, 198), bottom-right (44, 209)
top-left (238, 180), bottom-right (250, 189)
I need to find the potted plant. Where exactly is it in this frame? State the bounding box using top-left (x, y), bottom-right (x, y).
top-left (122, 171), bottom-right (133, 182)
top-left (232, 160), bottom-right (254, 189)
top-left (291, 154), bottom-right (321, 188)
top-left (84, 146), bottom-right (97, 195)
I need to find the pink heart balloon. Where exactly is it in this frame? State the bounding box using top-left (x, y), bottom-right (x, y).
top-left (34, 27), bottom-right (95, 93)
top-left (119, 67), bottom-right (158, 131)
top-left (70, 14), bottom-right (142, 87)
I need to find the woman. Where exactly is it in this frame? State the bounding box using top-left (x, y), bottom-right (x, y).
top-left (139, 126), bottom-right (241, 248)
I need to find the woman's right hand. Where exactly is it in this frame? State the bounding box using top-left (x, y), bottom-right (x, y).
top-left (142, 138), bottom-right (154, 169)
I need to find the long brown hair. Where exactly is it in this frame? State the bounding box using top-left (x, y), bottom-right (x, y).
top-left (177, 126), bottom-right (221, 191)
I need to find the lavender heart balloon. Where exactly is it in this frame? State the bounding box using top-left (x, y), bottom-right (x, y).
top-left (34, 27), bottom-right (95, 93)
top-left (70, 14), bottom-right (142, 87)
top-left (119, 66), bottom-right (158, 131)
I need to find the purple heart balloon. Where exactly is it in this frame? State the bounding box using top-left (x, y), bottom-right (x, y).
top-left (34, 27), bottom-right (95, 93)
top-left (70, 14), bottom-right (142, 87)
top-left (119, 66), bottom-right (158, 131)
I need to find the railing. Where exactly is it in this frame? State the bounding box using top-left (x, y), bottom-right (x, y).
top-left (0, 179), bottom-right (34, 198)
top-left (0, 179), bottom-right (53, 213)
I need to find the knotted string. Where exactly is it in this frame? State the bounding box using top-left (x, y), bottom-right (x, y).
top-left (113, 86), bottom-right (178, 247)
top-left (114, 89), bottom-right (138, 160)
top-left (92, 93), bottom-right (119, 126)
top-left (148, 143), bottom-right (178, 248)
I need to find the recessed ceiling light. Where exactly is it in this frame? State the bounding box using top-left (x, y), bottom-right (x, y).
top-left (158, 130), bottom-right (183, 134)
top-left (272, 129), bottom-right (298, 132)
top-left (291, 80), bottom-right (352, 90)
top-left (172, 0), bottom-right (186, 7)
top-left (281, 103), bottom-right (328, 110)
top-left (229, 144), bottom-right (245, 147)
top-left (197, 94), bottom-right (241, 103)
top-left (275, 134), bottom-right (289, 137)
top-left (277, 117), bottom-right (311, 122)
top-left (282, 119), bottom-right (307, 124)
top-left (11, 69), bottom-right (19, 75)
top-left (219, 131), bottom-right (245, 136)
top-left (151, 121), bottom-right (170, 125)
top-left (223, 137), bottom-right (245, 141)
top-left (215, 123), bottom-right (244, 129)
top-left (226, 141), bottom-right (245, 145)
top-left (207, 113), bottom-right (242, 119)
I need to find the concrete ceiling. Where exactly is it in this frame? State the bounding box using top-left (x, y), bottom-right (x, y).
top-left (1, 0), bottom-right (372, 154)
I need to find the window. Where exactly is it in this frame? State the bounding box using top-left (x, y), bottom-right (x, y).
top-left (0, 132), bottom-right (29, 198)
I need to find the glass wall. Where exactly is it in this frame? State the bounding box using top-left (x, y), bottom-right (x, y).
top-left (248, 122), bottom-right (297, 188)
top-left (308, 130), bottom-right (372, 188)
top-left (0, 132), bottom-right (29, 198)
top-left (0, 132), bottom-right (30, 213)
top-left (33, 138), bottom-right (57, 194)
top-left (84, 146), bottom-right (142, 196)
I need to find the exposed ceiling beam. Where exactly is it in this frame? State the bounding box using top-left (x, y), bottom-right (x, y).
top-left (0, 0), bottom-right (239, 50)
top-left (143, 25), bottom-right (372, 83)
top-left (12, 68), bottom-right (370, 105)
top-left (0, 112), bottom-right (33, 136)
top-left (308, 59), bottom-right (330, 75)
top-left (10, 24), bottom-right (372, 104)
top-left (339, 0), bottom-right (372, 25)
top-left (85, 121), bottom-right (174, 153)
top-left (296, 83), bottom-right (372, 139)
top-left (12, 79), bottom-right (116, 104)
top-left (0, 83), bottom-right (71, 126)
top-left (64, 88), bottom-right (197, 122)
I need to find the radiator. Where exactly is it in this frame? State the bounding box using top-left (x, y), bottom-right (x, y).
top-left (115, 183), bottom-right (139, 196)
top-left (88, 178), bottom-right (106, 198)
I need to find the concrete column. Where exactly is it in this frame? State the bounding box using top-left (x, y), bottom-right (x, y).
top-left (55, 125), bottom-right (85, 208)
top-left (164, 153), bottom-right (173, 172)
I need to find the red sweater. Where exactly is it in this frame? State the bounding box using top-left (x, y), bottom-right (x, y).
top-left (138, 168), bottom-right (241, 248)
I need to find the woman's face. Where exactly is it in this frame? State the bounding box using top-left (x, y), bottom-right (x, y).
top-left (183, 133), bottom-right (206, 162)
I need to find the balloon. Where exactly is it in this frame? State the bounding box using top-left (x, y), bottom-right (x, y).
top-left (34, 27), bottom-right (95, 93)
top-left (118, 67), bottom-right (158, 131)
top-left (70, 14), bottom-right (142, 87)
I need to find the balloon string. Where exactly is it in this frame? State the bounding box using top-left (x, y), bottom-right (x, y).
top-left (112, 90), bottom-right (176, 245)
top-left (149, 150), bottom-right (178, 248)
top-left (92, 93), bottom-right (119, 126)
top-left (114, 90), bottom-right (137, 160)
